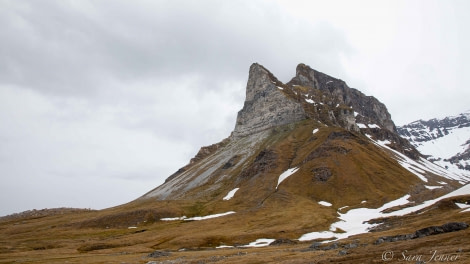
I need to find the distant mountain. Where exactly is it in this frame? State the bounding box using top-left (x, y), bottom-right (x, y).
top-left (398, 111), bottom-right (470, 180)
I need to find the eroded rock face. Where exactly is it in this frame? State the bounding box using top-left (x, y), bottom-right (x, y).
top-left (232, 63), bottom-right (306, 137)
top-left (288, 63), bottom-right (396, 132)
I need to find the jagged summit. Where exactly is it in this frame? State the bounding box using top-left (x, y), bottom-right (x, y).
top-left (232, 63), bottom-right (418, 158)
top-left (232, 63), bottom-right (305, 137)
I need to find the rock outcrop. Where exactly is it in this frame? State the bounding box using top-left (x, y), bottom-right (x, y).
top-left (374, 222), bottom-right (469, 244)
top-left (232, 63), bottom-right (306, 137)
top-left (231, 62), bottom-right (419, 159)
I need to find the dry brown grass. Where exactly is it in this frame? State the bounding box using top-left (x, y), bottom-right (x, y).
top-left (1, 121), bottom-right (469, 263)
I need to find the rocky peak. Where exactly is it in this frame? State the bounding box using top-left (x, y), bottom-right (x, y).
top-left (288, 63), bottom-right (396, 133)
top-left (232, 63), bottom-right (306, 137)
top-left (232, 62), bottom-right (418, 158)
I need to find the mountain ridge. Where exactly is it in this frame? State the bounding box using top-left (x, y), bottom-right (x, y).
top-left (398, 110), bottom-right (470, 175)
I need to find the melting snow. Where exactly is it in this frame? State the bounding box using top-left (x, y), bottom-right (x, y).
top-left (305, 98), bottom-right (314, 104)
top-left (354, 111), bottom-right (359, 117)
top-left (368, 124), bottom-right (380, 129)
top-left (161, 216), bottom-right (187, 221)
top-left (312, 128), bottom-right (319, 134)
top-left (299, 184), bottom-right (470, 242)
top-left (276, 86), bottom-right (284, 90)
top-left (223, 188), bottom-right (240, 201)
top-left (456, 203), bottom-right (470, 209)
top-left (242, 238), bottom-right (276, 247)
top-left (276, 168), bottom-right (299, 189)
top-left (357, 123), bottom-right (367, 129)
top-left (318, 201), bottom-right (332, 207)
top-left (425, 185), bottom-right (443, 190)
top-left (299, 194), bottom-right (411, 241)
top-left (161, 211), bottom-right (236, 221)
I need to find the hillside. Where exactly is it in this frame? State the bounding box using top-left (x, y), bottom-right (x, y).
top-left (1, 63), bottom-right (469, 263)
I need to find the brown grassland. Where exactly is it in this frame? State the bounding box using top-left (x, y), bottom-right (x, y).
top-left (1, 121), bottom-right (469, 263)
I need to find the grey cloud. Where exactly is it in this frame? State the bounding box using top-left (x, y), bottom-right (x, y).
top-left (0, 0), bottom-right (352, 96)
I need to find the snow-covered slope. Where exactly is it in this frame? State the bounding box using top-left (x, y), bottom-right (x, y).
top-left (398, 110), bottom-right (470, 177)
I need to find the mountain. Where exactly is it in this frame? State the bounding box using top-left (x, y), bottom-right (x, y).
top-left (2, 63), bottom-right (470, 263)
top-left (398, 111), bottom-right (470, 178)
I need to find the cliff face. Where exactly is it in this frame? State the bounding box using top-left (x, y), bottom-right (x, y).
top-left (232, 63), bottom-right (306, 137)
top-left (231, 62), bottom-right (418, 159)
top-left (287, 63), bottom-right (395, 132)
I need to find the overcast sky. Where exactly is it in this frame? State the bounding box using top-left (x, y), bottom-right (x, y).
top-left (1, 0), bottom-right (469, 216)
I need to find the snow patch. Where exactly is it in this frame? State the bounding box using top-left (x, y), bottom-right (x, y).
top-left (354, 111), bottom-right (359, 117)
top-left (425, 185), bottom-right (443, 190)
top-left (276, 168), bottom-right (299, 189)
top-left (223, 188), bottom-right (239, 201)
top-left (456, 203), bottom-right (470, 209)
top-left (300, 184), bottom-right (470, 242)
top-left (312, 128), bottom-right (319, 134)
top-left (276, 86), bottom-right (284, 90)
top-left (161, 211), bottom-right (235, 221)
top-left (242, 238), bottom-right (276, 248)
top-left (357, 123), bottom-right (367, 129)
top-left (318, 201), bottom-right (332, 207)
top-left (368, 124), bottom-right (380, 129)
top-left (305, 98), bottom-right (314, 104)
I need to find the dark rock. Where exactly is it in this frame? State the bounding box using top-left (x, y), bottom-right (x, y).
top-left (147, 250), bottom-right (171, 258)
top-left (343, 243), bottom-right (358, 249)
top-left (239, 149), bottom-right (278, 178)
top-left (222, 155), bottom-right (239, 170)
top-left (374, 238), bottom-right (384, 245)
top-left (269, 238), bottom-right (297, 246)
top-left (309, 242), bottom-right (322, 250)
top-left (323, 242), bottom-right (338, 250)
top-left (374, 222), bottom-right (468, 245)
top-left (338, 250), bottom-right (348, 256)
top-left (312, 167), bottom-right (333, 182)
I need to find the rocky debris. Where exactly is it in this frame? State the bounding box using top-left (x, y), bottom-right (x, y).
top-left (269, 238), bottom-right (297, 246)
top-left (374, 222), bottom-right (468, 244)
top-left (239, 149), bottom-right (278, 178)
top-left (312, 167), bottom-right (333, 182)
top-left (306, 240), bottom-right (360, 252)
top-left (221, 155), bottom-right (239, 170)
top-left (147, 250), bottom-right (171, 258)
